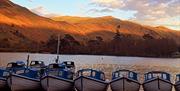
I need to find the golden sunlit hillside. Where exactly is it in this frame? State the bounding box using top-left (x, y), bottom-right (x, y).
top-left (0, 0), bottom-right (180, 57)
top-left (52, 16), bottom-right (180, 43)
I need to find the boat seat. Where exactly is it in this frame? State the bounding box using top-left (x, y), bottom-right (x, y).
top-left (0, 69), bottom-right (4, 76)
top-left (19, 69), bottom-right (39, 79)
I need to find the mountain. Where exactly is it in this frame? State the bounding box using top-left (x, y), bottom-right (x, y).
top-left (0, 0), bottom-right (180, 54)
top-left (52, 16), bottom-right (180, 43)
top-left (0, 0), bottom-right (83, 43)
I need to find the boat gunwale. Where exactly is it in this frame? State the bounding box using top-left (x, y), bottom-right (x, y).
top-left (110, 76), bottom-right (141, 85)
top-left (40, 75), bottom-right (74, 83)
top-left (74, 76), bottom-right (109, 85)
top-left (175, 81), bottom-right (180, 86)
top-left (112, 70), bottom-right (139, 81)
top-left (0, 77), bottom-right (6, 81)
top-left (10, 74), bottom-right (40, 82)
top-left (113, 69), bottom-right (137, 74)
top-left (142, 77), bottom-right (173, 85)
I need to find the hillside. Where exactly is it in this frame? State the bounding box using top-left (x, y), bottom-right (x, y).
top-left (52, 16), bottom-right (180, 44)
top-left (0, 0), bottom-right (180, 57)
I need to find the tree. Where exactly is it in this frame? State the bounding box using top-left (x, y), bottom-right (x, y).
top-left (114, 25), bottom-right (122, 41)
top-left (60, 34), bottom-right (81, 54)
top-left (143, 34), bottom-right (154, 40)
top-left (45, 34), bottom-right (58, 53)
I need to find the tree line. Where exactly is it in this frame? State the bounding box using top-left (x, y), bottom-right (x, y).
top-left (0, 30), bottom-right (179, 57)
top-left (43, 33), bottom-right (178, 57)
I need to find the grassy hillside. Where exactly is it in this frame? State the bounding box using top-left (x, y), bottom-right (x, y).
top-left (0, 0), bottom-right (179, 57)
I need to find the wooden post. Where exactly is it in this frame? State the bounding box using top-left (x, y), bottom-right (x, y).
top-left (26, 54), bottom-right (30, 69)
top-left (56, 35), bottom-right (60, 63)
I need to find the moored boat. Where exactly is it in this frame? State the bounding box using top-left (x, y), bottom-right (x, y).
top-left (110, 70), bottom-right (140, 91)
top-left (1, 61), bottom-right (27, 91)
top-left (0, 68), bottom-right (10, 91)
top-left (175, 74), bottom-right (180, 91)
top-left (8, 68), bottom-right (43, 91)
top-left (143, 71), bottom-right (173, 91)
top-left (7, 61), bottom-right (44, 91)
top-left (75, 69), bottom-right (109, 91)
top-left (41, 63), bottom-right (75, 91)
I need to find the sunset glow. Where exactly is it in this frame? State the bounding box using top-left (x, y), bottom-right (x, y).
top-left (11, 0), bottom-right (180, 30)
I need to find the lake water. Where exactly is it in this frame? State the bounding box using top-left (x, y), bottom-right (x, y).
top-left (0, 52), bottom-right (179, 91)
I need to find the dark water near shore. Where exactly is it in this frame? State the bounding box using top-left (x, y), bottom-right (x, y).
top-left (0, 52), bottom-right (179, 91)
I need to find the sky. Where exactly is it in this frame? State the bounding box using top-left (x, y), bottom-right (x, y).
top-left (11, 0), bottom-right (180, 30)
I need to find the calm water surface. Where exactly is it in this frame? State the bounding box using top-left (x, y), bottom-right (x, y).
top-left (0, 52), bottom-right (179, 91)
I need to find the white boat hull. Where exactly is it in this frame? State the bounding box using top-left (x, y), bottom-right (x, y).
top-left (110, 77), bottom-right (140, 91)
top-left (0, 78), bottom-right (7, 88)
top-left (143, 78), bottom-right (173, 91)
top-left (8, 74), bottom-right (42, 91)
top-left (0, 78), bottom-right (10, 90)
top-left (175, 81), bottom-right (180, 91)
top-left (75, 76), bottom-right (108, 91)
top-left (41, 75), bottom-right (74, 91)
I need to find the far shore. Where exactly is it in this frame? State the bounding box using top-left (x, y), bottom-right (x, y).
top-left (0, 51), bottom-right (179, 58)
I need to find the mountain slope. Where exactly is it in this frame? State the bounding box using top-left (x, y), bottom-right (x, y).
top-left (0, 0), bottom-right (180, 50)
top-left (0, 0), bottom-right (84, 43)
top-left (52, 16), bottom-right (180, 44)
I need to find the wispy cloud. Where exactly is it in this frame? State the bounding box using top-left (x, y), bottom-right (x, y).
top-left (90, 0), bottom-right (180, 30)
top-left (88, 8), bottom-right (113, 13)
top-left (27, 0), bottom-right (32, 2)
top-left (31, 6), bottom-right (60, 17)
top-left (90, 0), bottom-right (125, 8)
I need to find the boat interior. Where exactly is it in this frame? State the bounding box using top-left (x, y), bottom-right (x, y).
top-left (0, 68), bottom-right (7, 78)
top-left (176, 74), bottom-right (180, 83)
top-left (15, 68), bottom-right (40, 79)
top-left (112, 70), bottom-right (138, 81)
top-left (63, 61), bottom-right (75, 69)
top-left (77, 69), bottom-right (105, 81)
top-left (30, 61), bottom-right (45, 68)
top-left (6, 61), bottom-right (26, 73)
top-left (144, 71), bottom-right (171, 82)
top-left (47, 63), bottom-right (74, 80)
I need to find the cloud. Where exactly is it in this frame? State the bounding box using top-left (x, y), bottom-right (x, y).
top-left (88, 8), bottom-right (113, 13)
top-left (30, 6), bottom-right (60, 17)
top-left (90, 0), bottom-right (125, 8)
top-left (90, 0), bottom-right (180, 30)
top-left (27, 0), bottom-right (32, 2)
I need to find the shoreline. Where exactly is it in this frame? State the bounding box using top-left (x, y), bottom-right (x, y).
top-left (0, 51), bottom-right (179, 58)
